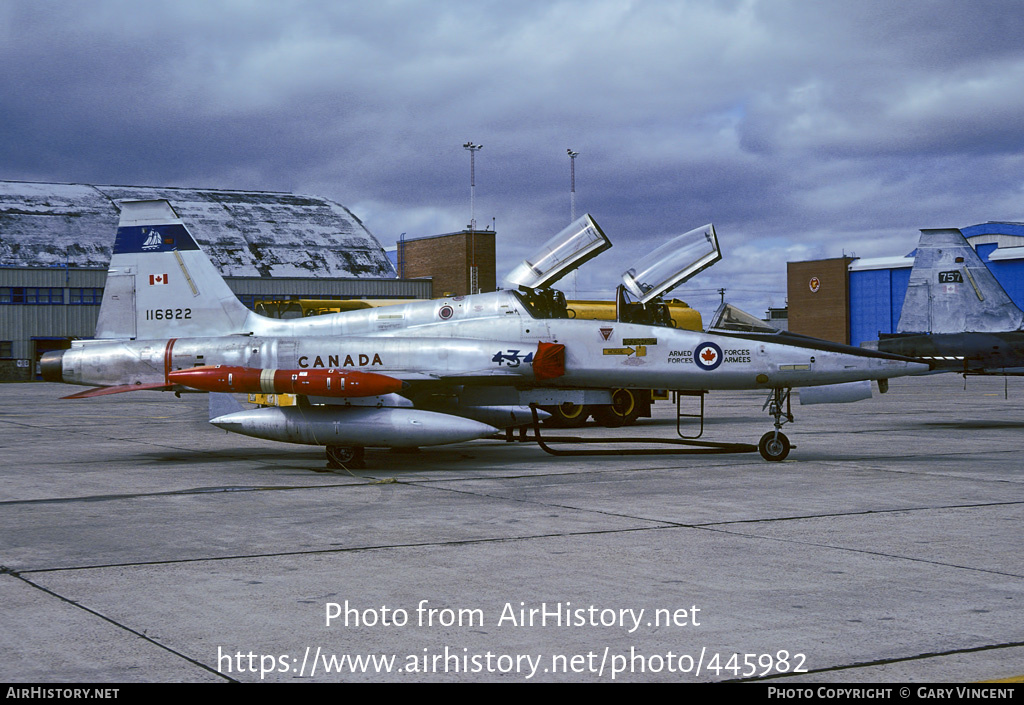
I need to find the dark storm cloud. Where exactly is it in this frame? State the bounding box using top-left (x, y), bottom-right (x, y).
top-left (3, 0), bottom-right (1024, 317)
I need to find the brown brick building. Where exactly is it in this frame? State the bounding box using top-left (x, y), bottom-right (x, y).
top-left (787, 256), bottom-right (855, 344)
top-left (396, 230), bottom-right (496, 296)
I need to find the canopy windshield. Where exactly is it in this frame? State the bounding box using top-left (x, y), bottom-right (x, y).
top-left (621, 224), bottom-right (721, 304)
top-left (707, 302), bottom-right (779, 334)
top-left (505, 214), bottom-right (611, 289)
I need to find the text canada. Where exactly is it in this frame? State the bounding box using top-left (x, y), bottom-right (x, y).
top-left (297, 353), bottom-right (384, 368)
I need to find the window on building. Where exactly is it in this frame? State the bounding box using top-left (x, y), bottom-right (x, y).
top-left (70, 287), bottom-right (104, 304)
top-left (27, 288), bottom-right (64, 304)
top-left (0, 287), bottom-right (24, 303)
top-left (0, 287), bottom-right (65, 304)
top-left (0, 341), bottom-right (12, 358)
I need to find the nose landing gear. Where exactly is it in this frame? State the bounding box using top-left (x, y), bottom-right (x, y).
top-left (759, 387), bottom-right (794, 462)
top-left (758, 431), bottom-right (791, 462)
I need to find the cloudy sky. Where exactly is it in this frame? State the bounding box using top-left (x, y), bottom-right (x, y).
top-left (4, 0), bottom-right (1024, 319)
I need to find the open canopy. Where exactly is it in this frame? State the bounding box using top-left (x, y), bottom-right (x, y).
top-left (621, 223), bottom-right (721, 304)
top-left (505, 214), bottom-right (612, 290)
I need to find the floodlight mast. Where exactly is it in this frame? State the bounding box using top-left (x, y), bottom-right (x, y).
top-left (567, 148), bottom-right (580, 297)
top-left (463, 142), bottom-right (482, 230)
top-left (567, 148), bottom-right (579, 222)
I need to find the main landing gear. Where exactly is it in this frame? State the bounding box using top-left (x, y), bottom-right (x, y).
top-left (540, 389), bottom-right (646, 429)
top-left (326, 445), bottom-right (365, 469)
top-left (759, 387), bottom-right (794, 462)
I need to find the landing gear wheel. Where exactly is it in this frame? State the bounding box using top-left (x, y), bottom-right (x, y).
top-left (592, 389), bottom-right (642, 428)
top-left (758, 432), bottom-right (790, 462)
top-left (326, 445), bottom-right (365, 469)
top-left (542, 402), bottom-right (590, 428)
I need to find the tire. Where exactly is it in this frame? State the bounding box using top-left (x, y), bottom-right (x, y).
top-left (591, 389), bottom-right (642, 428)
top-left (326, 445), bottom-right (365, 469)
top-left (541, 402), bottom-right (590, 428)
top-left (758, 432), bottom-right (790, 462)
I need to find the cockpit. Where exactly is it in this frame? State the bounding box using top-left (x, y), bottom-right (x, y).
top-left (505, 216), bottom-right (722, 326)
top-left (707, 301), bottom-right (780, 334)
top-left (512, 286), bottom-right (571, 319)
top-left (505, 214), bottom-right (610, 320)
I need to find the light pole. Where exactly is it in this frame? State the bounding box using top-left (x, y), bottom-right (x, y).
top-left (567, 149), bottom-right (580, 298)
top-left (567, 148), bottom-right (579, 222)
top-left (463, 142), bottom-right (482, 230)
top-left (463, 142), bottom-right (482, 294)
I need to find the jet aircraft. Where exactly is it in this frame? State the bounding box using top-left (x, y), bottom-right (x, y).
top-left (41, 200), bottom-right (928, 465)
top-left (864, 228), bottom-right (1024, 375)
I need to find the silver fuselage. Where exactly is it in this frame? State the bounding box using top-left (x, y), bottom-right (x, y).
top-left (55, 289), bottom-right (924, 391)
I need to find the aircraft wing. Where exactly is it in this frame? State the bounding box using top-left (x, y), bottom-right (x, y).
top-left (378, 368), bottom-right (543, 395)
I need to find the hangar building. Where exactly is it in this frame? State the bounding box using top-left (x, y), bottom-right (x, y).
top-left (787, 222), bottom-right (1024, 346)
top-left (0, 181), bottom-right (432, 379)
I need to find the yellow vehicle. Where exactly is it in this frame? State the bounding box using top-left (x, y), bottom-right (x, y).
top-left (566, 298), bottom-right (701, 331)
top-left (254, 299), bottom-right (417, 319)
top-left (252, 295), bottom-right (702, 427)
top-left (551, 298), bottom-right (701, 427)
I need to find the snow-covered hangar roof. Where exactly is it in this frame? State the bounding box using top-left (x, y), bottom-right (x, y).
top-left (0, 181), bottom-right (397, 279)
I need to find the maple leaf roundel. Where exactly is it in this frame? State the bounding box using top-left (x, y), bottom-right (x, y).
top-left (693, 342), bottom-right (724, 371)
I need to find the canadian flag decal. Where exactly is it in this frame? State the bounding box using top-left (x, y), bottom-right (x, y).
top-left (149, 273), bottom-right (169, 286)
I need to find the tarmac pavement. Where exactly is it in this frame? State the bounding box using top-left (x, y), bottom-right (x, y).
top-left (1, 375), bottom-right (1021, 683)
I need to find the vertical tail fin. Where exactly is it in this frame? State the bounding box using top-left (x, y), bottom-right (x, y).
top-left (95, 200), bottom-right (253, 339)
top-left (897, 228), bottom-right (1024, 334)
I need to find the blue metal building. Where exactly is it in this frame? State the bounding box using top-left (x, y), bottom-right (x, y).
top-left (847, 222), bottom-right (1024, 346)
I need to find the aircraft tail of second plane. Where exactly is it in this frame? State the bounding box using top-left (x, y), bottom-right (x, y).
top-left (897, 228), bottom-right (1024, 335)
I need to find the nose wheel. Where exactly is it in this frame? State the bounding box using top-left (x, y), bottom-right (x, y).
top-left (758, 431), bottom-right (791, 461)
top-left (759, 387), bottom-right (794, 461)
